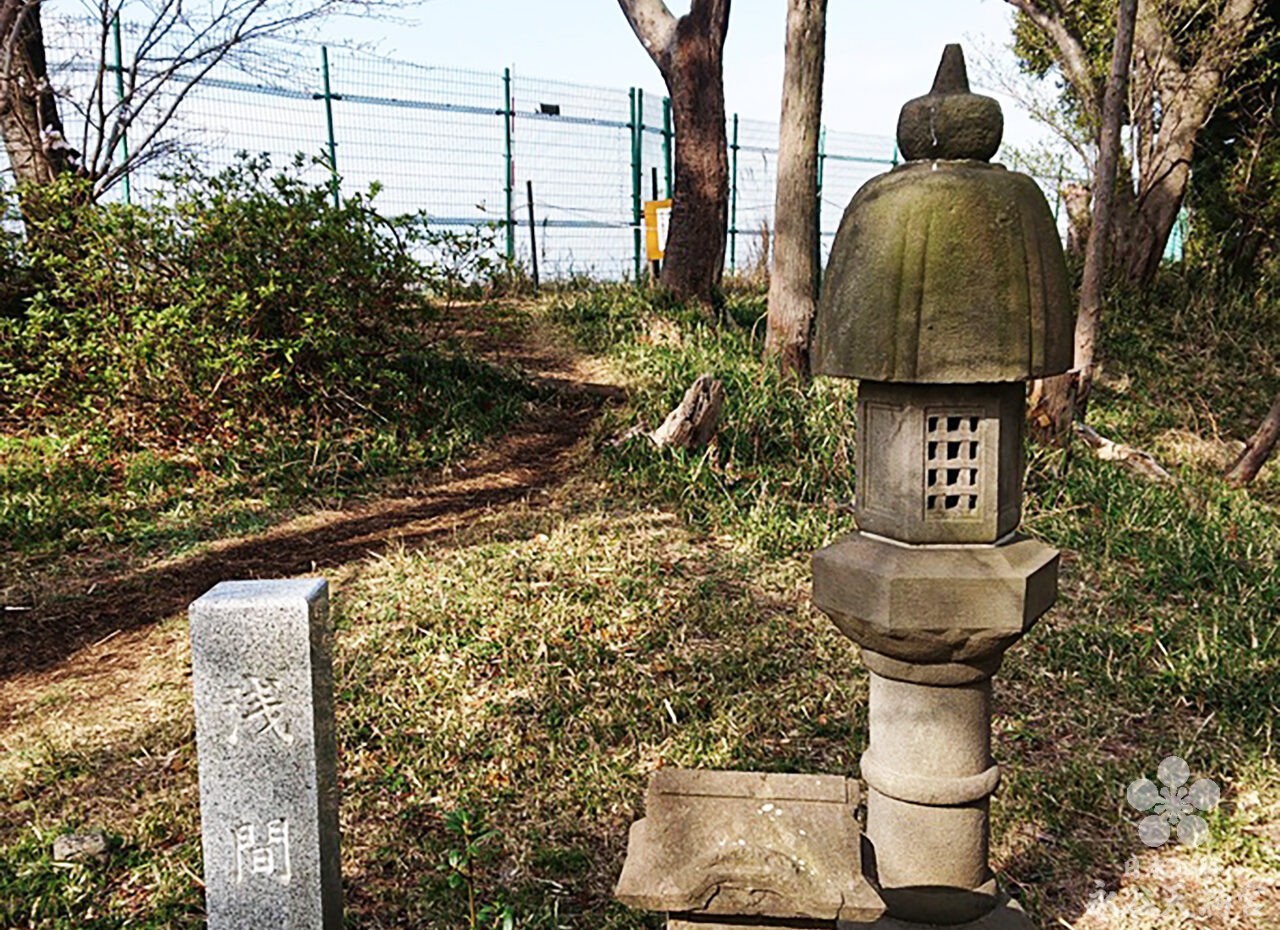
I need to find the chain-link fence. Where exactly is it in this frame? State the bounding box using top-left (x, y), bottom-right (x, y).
top-left (32, 18), bottom-right (1178, 279)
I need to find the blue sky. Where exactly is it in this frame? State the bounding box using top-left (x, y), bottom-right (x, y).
top-left (319, 0), bottom-right (1050, 151)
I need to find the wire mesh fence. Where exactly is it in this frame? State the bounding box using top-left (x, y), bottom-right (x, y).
top-left (27, 17), bottom-right (1180, 279)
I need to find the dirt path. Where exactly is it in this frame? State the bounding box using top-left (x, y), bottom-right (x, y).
top-left (0, 305), bottom-right (623, 717)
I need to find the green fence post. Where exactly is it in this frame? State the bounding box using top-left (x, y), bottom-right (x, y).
top-left (319, 46), bottom-right (339, 207)
top-left (729, 112), bottom-right (739, 273)
top-left (110, 14), bottom-right (130, 205)
top-left (891, 141), bottom-right (900, 167)
top-left (662, 96), bottom-right (673, 198)
top-left (816, 125), bottom-right (827, 286)
top-left (503, 67), bottom-right (515, 261)
top-left (630, 88), bottom-right (643, 283)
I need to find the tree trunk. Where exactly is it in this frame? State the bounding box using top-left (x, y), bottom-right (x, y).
top-left (663, 18), bottom-right (729, 303)
top-left (1226, 391), bottom-right (1280, 486)
top-left (764, 0), bottom-right (826, 381)
top-left (1074, 0), bottom-right (1138, 414)
top-left (1120, 0), bottom-right (1260, 286)
top-left (1005, 0), bottom-right (1263, 289)
top-left (1062, 181), bottom-right (1091, 259)
top-left (0, 0), bottom-right (77, 191)
top-left (618, 0), bottom-right (730, 305)
top-left (1030, 0), bottom-right (1136, 445)
top-left (1118, 145), bottom-right (1193, 285)
top-left (1027, 372), bottom-right (1077, 445)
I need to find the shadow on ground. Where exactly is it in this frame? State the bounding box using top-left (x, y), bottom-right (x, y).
top-left (0, 392), bottom-right (615, 680)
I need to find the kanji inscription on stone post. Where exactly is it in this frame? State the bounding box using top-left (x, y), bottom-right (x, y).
top-left (189, 578), bottom-right (342, 930)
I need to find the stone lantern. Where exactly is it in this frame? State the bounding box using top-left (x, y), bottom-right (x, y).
top-left (810, 44), bottom-right (1072, 928)
top-left (613, 44), bottom-right (1071, 930)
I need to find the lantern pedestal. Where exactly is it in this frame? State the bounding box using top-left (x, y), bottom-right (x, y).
top-left (812, 531), bottom-right (1055, 928)
top-left (867, 898), bottom-right (1035, 930)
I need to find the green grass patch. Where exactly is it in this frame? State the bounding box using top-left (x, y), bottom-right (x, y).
top-left (550, 285), bottom-right (860, 555)
top-left (1, 348), bottom-right (537, 570)
top-left (0, 826), bottom-right (203, 930)
top-left (545, 279), bottom-right (1280, 922)
top-left (333, 505), bottom-right (864, 927)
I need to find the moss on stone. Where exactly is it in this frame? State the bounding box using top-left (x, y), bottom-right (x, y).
top-left (812, 161), bottom-right (1074, 383)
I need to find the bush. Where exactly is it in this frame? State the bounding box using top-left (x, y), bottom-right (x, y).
top-left (0, 157), bottom-right (537, 559)
top-left (0, 156), bottom-right (454, 440)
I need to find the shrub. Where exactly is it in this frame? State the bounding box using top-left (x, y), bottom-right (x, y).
top-left (0, 156), bottom-right (450, 441)
top-left (0, 157), bottom-right (538, 558)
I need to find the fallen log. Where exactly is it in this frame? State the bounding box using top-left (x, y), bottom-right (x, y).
top-left (1074, 422), bottom-right (1173, 483)
top-left (648, 374), bottom-right (725, 450)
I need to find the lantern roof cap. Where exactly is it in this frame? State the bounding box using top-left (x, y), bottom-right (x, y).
top-left (896, 44), bottom-right (1003, 163)
top-left (812, 45), bottom-right (1075, 383)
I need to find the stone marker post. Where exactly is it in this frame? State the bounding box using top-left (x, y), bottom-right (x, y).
top-left (810, 45), bottom-right (1073, 928)
top-left (189, 579), bottom-right (343, 930)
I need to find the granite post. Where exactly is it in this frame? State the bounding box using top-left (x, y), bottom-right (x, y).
top-left (189, 579), bottom-right (342, 930)
top-left (810, 45), bottom-right (1074, 929)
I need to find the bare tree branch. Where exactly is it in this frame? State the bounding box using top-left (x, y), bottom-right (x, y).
top-left (969, 38), bottom-right (1093, 176)
top-left (3, 0), bottom-right (409, 197)
top-left (1226, 390), bottom-right (1280, 486)
top-left (1191, 0), bottom-right (1262, 79)
top-left (85, 1), bottom-right (111, 178)
top-left (1003, 0), bottom-right (1101, 120)
top-left (1075, 0), bottom-right (1138, 414)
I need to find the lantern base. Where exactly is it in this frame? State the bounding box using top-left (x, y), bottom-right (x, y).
top-left (862, 895), bottom-right (1035, 929)
top-left (664, 895), bottom-right (1034, 929)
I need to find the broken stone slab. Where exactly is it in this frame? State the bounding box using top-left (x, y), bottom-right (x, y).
top-left (615, 769), bottom-right (884, 924)
top-left (52, 829), bottom-right (108, 864)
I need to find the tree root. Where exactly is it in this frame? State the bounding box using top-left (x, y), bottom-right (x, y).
top-left (1074, 422), bottom-right (1174, 482)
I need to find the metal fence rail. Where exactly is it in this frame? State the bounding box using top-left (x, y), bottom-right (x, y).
top-left (29, 18), bottom-right (1171, 279)
top-left (29, 20), bottom-right (902, 278)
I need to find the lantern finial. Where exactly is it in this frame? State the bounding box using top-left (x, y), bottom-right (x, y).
top-left (931, 42), bottom-right (969, 94)
top-left (897, 43), bottom-right (1003, 162)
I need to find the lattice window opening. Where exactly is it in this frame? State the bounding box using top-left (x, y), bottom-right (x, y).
top-left (925, 413), bottom-right (982, 515)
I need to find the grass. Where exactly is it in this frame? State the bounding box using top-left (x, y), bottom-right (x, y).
top-left (1, 278), bottom-right (1278, 928)
top-left (548, 285), bottom-right (861, 555)
top-left (333, 502), bottom-right (865, 928)
top-left (0, 343), bottom-right (538, 589)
